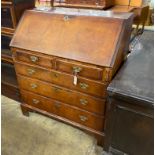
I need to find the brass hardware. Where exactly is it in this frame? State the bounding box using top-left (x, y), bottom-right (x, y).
top-left (64, 15), bottom-right (69, 21)
top-left (54, 101), bottom-right (61, 108)
top-left (80, 99), bottom-right (88, 106)
top-left (27, 68), bottom-right (35, 75)
top-left (73, 66), bottom-right (82, 74)
top-left (79, 115), bottom-right (88, 122)
top-left (30, 83), bottom-right (37, 89)
top-left (30, 55), bottom-right (38, 62)
top-left (32, 99), bottom-right (40, 104)
top-left (79, 83), bottom-right (89, 90)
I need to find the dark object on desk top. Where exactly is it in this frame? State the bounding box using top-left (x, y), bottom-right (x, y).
top-left (108, 30), bottom-right (154, 106)
top-left (104, 30), bottom-right (154, 155)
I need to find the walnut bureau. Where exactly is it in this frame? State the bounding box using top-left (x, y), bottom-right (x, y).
top-left (10, 8), bottom-right (133, 146)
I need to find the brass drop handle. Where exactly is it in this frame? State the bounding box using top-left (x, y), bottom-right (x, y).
top-left (80, 99), bottom-right (88, 106)
top-left (79, 83), bottom-right (89, 90)
top-left (32, 99), bottom-right (40, 104)
top-left (79, 115), bottom-right (88, 122)
top-left (73, 66), bottom-right (82, 74)
top-left (30, 83), bottom-right (38, 89)
top-left (30, 55), bottom-right (39, 62)
top-left (27, 68), bottom-right (35, 75)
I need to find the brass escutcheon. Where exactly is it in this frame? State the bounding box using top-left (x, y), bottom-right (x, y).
top-left (63, 15), bottom-right (69, 21)
top-left (73, 66), bottom-right (82, 74)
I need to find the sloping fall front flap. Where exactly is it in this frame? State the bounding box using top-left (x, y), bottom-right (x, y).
top-left (10, 9), bottom-right (130, 67)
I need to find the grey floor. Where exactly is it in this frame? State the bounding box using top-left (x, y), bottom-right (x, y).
top-left (2, 96), bottom-right (103, 155)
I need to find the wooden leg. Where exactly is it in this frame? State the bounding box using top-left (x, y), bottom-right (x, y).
top-left (21, 105), bottom-right (29, 117)
top-left (138, 22), bottom-right (145, 35)
top-left (135, 24), bottom-right (139, 36)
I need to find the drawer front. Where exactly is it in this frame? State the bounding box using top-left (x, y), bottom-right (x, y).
top-left (15, 62), bottom-right (107, 98)
top-left (17, 75), bottom-right (105, 115)
top-left (66, 0), bottom-right (101, 5)
top-left (60, 0), bottom-right (105, 6)
top-left (56, 59), bottom-right (103, 81)
top-left (21, 90), bottom-right (104, 131)
top-left (1, 7), bottom-right (14, 28)
top-left (13, 51), bottom-right (53, 68)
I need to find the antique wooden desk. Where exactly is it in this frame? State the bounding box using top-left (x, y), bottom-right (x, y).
top-left (10, 8), bottom-right (133, 145)
top-left (104, 31), bottom-right (154, 154)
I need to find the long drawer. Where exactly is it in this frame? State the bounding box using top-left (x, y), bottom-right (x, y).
top-left (21, 90), bottom-right (104, 131)
top-left (17, 75), bottom-right (105, 115)
top-left (65, 0), bottom-right (104, 5)
top-left (15, 62), bottom-right (107, 98)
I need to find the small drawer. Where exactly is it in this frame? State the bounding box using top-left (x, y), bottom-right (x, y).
top-left (1, 6), bottom-right (14, 28)
top-left (13, 51), bottom-right (53, 68)
top-left (21, 90), bottom-right (104, 131)
top-left (56, 59), bottom-right (103, 81)
top-left (17, 75), bottom-right (105, 115)
top-left (15, 62), bottom-right (107, 98)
